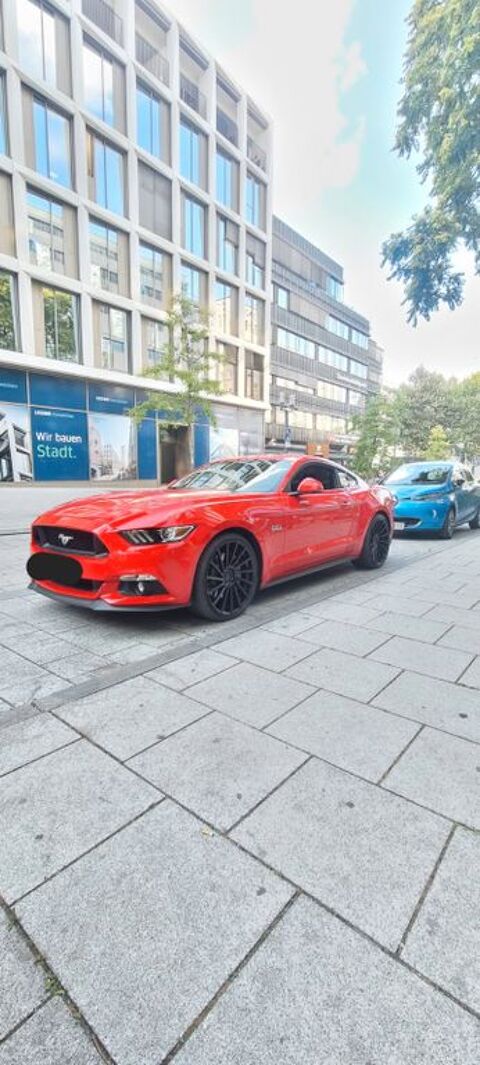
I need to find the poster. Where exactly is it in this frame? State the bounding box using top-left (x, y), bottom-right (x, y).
top-left (89, 412), bottom-right (137, 481)
top-left (31, 408), bottom-right (89, 481)
top-left (0, 403), bottom-right (32, 482)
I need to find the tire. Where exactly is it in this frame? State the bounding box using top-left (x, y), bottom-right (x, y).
top-left (439, 507), bottom-right (456, 539)
top-left (469, 509), bottom-right (480, 530)
top-left (191, 533), bottom-right (259, 621)
top-left (352, 515), bottom-right (391, 570)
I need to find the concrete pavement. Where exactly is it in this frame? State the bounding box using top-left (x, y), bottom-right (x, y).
top-left (1, 513), bottom-right (480, 1062)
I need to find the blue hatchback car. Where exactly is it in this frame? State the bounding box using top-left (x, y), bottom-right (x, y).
top-left (384, 461), bottom-right (480, 538)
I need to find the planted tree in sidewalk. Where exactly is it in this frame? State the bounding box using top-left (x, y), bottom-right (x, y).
top-left (424, 424), bottom-right (451, 459)
top-left (130, 294), bottom-right (225, 473)
top-left (351, 395), bottom-right (400, 480)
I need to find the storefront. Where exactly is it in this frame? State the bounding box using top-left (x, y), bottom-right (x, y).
top-left (0, 367), bottom-right (264, 484)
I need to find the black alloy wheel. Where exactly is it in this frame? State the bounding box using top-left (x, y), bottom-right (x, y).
top-left (469, 508), bottom-right (480, 530)
top-left (353, 515), bottom-right (391, 570)
top-left (192, 533), bottom-right (259, 621)
top-left (440, 507), bottom-right (456, 539)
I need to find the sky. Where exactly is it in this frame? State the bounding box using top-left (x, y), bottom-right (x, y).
top-left (171, 0), bottom-right (479, 386)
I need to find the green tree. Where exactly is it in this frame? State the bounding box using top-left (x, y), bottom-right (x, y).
top-left (392, 366), bottom-right (453, 455)
top-left (452, 372), bottom-right (480, 459)
top-left (351, 395), bottom-right (399, 479)
top-left (131, 294), bottom-right (225, 471)
top-left (425, 424), bottom-right (451, 458)
top-left (382, 0), bottom-right (480, 323)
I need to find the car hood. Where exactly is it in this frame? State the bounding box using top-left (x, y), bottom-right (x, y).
top-left (33, 488), bottom-right (237, 533)
top-left (389, 482), bottom-right (450, 501)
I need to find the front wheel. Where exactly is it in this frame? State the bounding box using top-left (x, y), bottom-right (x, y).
top-left (469, 509), bottom-right (480, 530)
top-left (191, 533), bottom-right (259, 621)
top-left (352, 515), bottom-right (391, 570)
top-left (439, 507), bottom-right (456, 539)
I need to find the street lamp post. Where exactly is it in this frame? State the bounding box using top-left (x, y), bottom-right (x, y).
top-left (278, 389), bottom-right (297, 448)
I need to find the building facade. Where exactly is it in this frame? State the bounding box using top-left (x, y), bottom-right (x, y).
top-left (0, 0), bottom-right (272, 482)
top-left (268, 217), bottom-right (382, 459)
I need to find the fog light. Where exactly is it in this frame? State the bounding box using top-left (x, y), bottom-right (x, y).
top-left (119, 574), bottom-right (166, 597)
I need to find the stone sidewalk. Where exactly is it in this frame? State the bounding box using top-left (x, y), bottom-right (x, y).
top-left (1, 530), bottom-right (480, 1062)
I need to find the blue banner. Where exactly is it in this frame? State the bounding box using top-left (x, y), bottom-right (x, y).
top-left (137, 418), bottom-right (157, 479)
top-left (30, 373), bottom-right (86, 411)
top-left (0, 367), bottom-right (27, 404)
top-left (88, 382), bottom-right (135, 415)
top-left (31, 408), bottom-right (89, 481)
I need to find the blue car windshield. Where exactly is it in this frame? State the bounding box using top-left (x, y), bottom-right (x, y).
top-left (168, 458), bottom-right (295, 493)
top-left (385, 464), bottom-right (451, 486)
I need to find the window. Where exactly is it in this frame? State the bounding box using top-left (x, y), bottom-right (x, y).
top-left (138, 162), bottom-right (171, 238)
top-left (337, 469), bottom-right (359, 488)
top-left (217, 215), bottom-right (238, 274)
top-left (180, 119), bottom-right (206, 186)
top-left (327, 314), bottom-right (350, 341)
top-left (27, 189), bottom-right (77, 276)
top-left (275, 377), bottom-right (314, 396)
top-left (317, 413), bottom-right (346, 432)
top-left (181, 262), bottom-right (205, 304)
top-left (245, 351), bottom-right (264, 400)
top-left (0, 271), bottom-right (18, 350)
top-left (18, 0), bottom-right (69, 92)
top-left (215, 281), bottom-right (238, 336)
top-left (349, 358), bottom-right (368, 379)
top-left (182, 194), bottom-right (206, 258)
top-left (246, 172), bottom-right (264, 228)
top-left (275, 285), bottom-right (289, 309)
top-left (0, 76), bottom-right (7, 155)
top-left (351, 327), bottom-right (369, 350)
top-left (83, 39), bottom-right (124, 130)
top-left (87, 132), bottom-right (124, 215)
top-left (318, 346), bottom-right (348, 372)
top-left (89, 219), bottom-right (129, 295)
top-left (326, 275), bottom-right (344, 302)
top-left (348, 389), bottom-right (365, 409)
top-left (137, 82), bottom-right (169, 160)
top-left (32, 97), bottom-right (71, 187)
top-left (245, 294), bottom-right (265, 345)
top-left (33, 284), bottom-right (79, 362)
top-left (142, 316), bottom-right (168, 368)
top-left (94, 303), bottom-right (129, 372)
top-left (317, 380), bottom-right (346, 403)
top-left (246, 233), bottom-right (265, 289)
top-left (0, 173), bottom-right (15, 256)
top-left (276, 326), bottom-right (314, 359)
top-left (216, 149), bottom-right (237, 210)
top-left (287, 410), bottom-right (313, 430)
top-left (139, 243), bottom-right (171, 307)
top-left (215, 342), bottom-right (237, 393)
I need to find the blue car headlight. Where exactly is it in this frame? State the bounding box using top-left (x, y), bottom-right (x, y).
top-left (415, 491), bottom-right (452, 502)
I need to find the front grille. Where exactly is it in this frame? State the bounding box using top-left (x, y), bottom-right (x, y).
top-left (44, 577), bottom-right (103, 593)
top-left (33, 526), bottom-right (108, 556)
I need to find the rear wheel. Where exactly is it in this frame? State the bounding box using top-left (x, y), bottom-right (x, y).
top-left (439, 507), bottom-right (456, 539)
top-left (469, 508), bottom-right (480, 530)
top-left (191, 533), bottom-right (259, 621)
top-left (353, 515), bottom-right (391, 570)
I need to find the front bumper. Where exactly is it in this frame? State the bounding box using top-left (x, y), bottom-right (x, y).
top-left (393, 499), bottom-right (451, 532)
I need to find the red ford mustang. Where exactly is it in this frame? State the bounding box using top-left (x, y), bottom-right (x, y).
top-left (27, 455), bottom-right (394, 621)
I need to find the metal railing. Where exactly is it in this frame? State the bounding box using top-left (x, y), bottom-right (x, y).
top-left (217, 107), bottom-right (238, 146)
top-left (82, 0), bottom-right (122, 44)
top-left (180, 74), bottom-right (207, 118)
top-left (135, 33), bottom-right (169, 86)
top-left (247, 135), bottom-right (267, 171)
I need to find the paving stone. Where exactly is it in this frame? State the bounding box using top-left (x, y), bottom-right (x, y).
top-left (184, 662), bottom-right (315, 728)
top-left (59, 626), bottom-right (141, 655)
top-left (298, 619), bottom-right (388, 656)
top-left (212, 629), bottom-right (313, 672)
top-left (0, 632), bottom-right (79, 666)
top-left (130, 712), bottom-right (307, 830)
top-left (460, 655), bottom-right (480, 690)
top-left (148, 648), bottom-right (238, 691)
top-left (286, 647), bottom-right (399, 702)
top-left (175, 896), bottom-right (480, 1065)
top-left (373, 670), bottom-right (480, 744)
top-left (403, 828), bottom-right (480, 1012)
top-left (260, 611), bottom-right (319, 636)
top-left (403, 587), bottom-right (480, 609)
top-left (233, 758), bottom-right (449, 949)
top-left (384, 727), bottom-right (480, 828)
top-left (426, 603), bottom-right (480, 632)
top-left (0, 713), bottom-right (77, 776)
top-left (0, 740), bottom-right (158, 901)
top-left (267, 690), bottom-right (419, 782)
top-left (0, 998), bottom-right (103, 1065)
top-left (300, 600), bottom-right (381, 626)
top-left (362, 593), bottom-right (432, 617)
top-left (47, 652), bottom-right (110, 682)
top-left (17, 802), bottom-right (293, 1065)
top-left (0, 647), bottom-right (49, 683)
top-left (106, 641), bottom-right (179, 664)
top-left (0, 909), bottom-right (46, 1040)
top-left (0, 673), bottom-right (69, 708)
top-left (57, 676), bottom-right (210, 760)
top-left (370, 636), bottom-right (472, 682)
top-left (366, 611), bottom-right (451, 643)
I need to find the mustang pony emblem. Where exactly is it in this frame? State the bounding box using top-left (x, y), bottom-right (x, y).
top-left (58, 533), bottom-right (74, 546)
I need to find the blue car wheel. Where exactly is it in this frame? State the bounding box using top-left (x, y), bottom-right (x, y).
top-left (439, 507), bottom-right (456, 540)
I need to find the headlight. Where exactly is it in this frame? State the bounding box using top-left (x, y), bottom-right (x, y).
top-left (121, 525), bottom-right (195, 545)
top-left (416, 491), bottom-right (448, 502)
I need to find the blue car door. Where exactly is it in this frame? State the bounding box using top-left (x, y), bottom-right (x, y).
top-left (453, 466), bottom-right (477, 522)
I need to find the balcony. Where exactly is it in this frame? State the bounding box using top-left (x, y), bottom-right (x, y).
top-left (82, 0), bottom-right (122, 44)
top-left (180, 74), bottom-right (207, 118)
top-left (135, 33), bottom-right (169, 86)
top-left (217, 108), bottom-right (238, 146)
top-left (247, 136), bottom-right (267, 171)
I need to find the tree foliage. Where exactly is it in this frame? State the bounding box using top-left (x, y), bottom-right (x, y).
top-left (425, 424), bottom-right (451, 459)
top-left (351, 395), bottom-right (400, 479)
top-left (382, 0), bottom-right (480, 323)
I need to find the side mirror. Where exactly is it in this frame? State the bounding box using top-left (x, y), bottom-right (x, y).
top-left (453, 477), bottom-right (465, 487)
top-left (297, 477), bottom-right (324, 495)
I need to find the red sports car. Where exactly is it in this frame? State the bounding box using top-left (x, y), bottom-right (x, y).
top-left (27, 455), bottom-right (394, 621)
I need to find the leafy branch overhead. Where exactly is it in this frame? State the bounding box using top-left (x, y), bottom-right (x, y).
top-left (382, 0), bottom-right (480, 323)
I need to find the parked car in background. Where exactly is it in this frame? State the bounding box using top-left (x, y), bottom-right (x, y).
top-left (27, 455), bottom-right (394, 621)
top-left (384, 461), bottom-right (480, 538)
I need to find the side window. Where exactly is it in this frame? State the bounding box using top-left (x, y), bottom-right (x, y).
top-left (463, 468), bottom-right (473, 483)
top-left (337, 469), bottom-right (358, 489)
top-left (290, 462), bottom-right (336, 492)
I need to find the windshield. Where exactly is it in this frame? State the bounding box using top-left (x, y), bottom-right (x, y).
top-left (385, 464), bottom-right (451, 486)
top-left (168, 458), bottom-right (295, 494)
